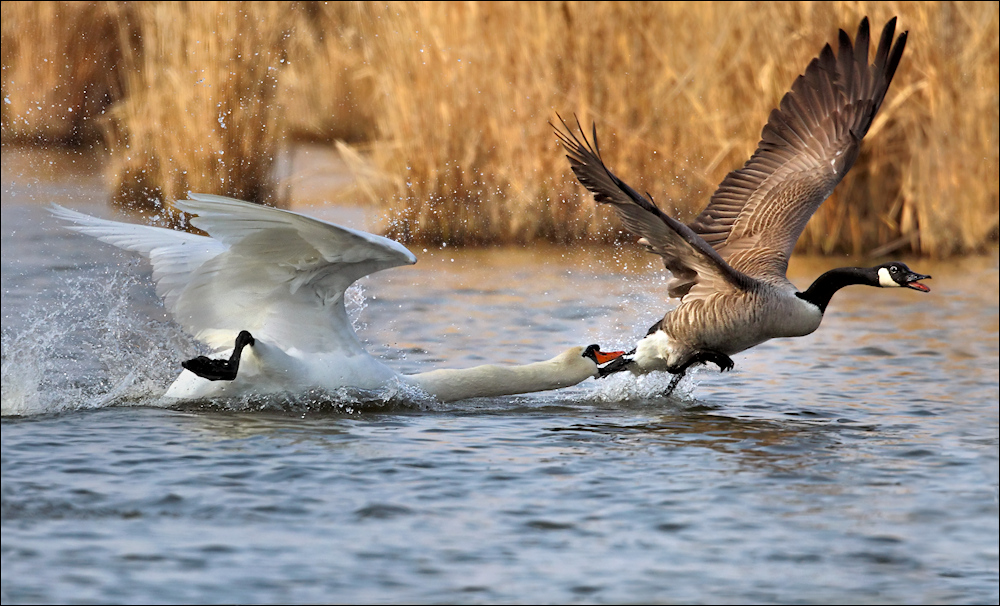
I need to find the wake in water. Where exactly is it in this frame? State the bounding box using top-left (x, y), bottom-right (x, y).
top-left (0, 237), bottom-right (695, 417)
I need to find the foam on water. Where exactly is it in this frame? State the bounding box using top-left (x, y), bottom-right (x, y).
top-left (167, 381), bottom-right (436, 415)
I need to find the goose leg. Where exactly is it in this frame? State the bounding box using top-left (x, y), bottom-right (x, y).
top-left (660, 350), bottom-right (732, 397)
top-left (664, 370), bottom-right (686, 397)
top-left (181, 331), bottom-right (256, 381)
top-left (597, 350), bottom-right (688, 396)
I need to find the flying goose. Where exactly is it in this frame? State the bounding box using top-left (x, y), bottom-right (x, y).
top-left (52, 195), bottom-right (624, 402)
top-left (553, 17), bottom-right (930, 389)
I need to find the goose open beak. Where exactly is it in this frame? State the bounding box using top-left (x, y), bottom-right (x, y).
top-left (904, 272), bottom-right (931, 292)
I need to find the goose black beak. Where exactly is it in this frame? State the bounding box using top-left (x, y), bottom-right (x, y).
top-left (904, 272), bottom-right (931, 292)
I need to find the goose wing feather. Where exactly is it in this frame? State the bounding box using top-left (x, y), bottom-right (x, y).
top-left (52, 195), bottom-right (416, 352)
top-left (688, 18), bottom-right (906, 279)
top-left (553, 116), bottom-right (755, 299)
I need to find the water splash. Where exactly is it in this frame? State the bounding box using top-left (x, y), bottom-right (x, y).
top-left (345, 283), bottom-right (366, 330)
top-left (0, 266), bottom-right (442, 417)
top-left (168, 376), bottom-right (436, 415)
top-left (585, 368), bottom-right (699, 406)
top-left (1, 267), bottom-right (190, 416)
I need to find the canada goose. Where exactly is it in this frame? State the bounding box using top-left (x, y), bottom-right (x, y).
top-left (52, 195), bottom-right (624, 402)
top-left (553, 17), bottom-right (930, 390)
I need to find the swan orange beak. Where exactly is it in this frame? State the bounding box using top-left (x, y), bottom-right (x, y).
top-left (582, 345), bottom-right (627, 366)
top-left (593, 349), bottom-right (626, 364)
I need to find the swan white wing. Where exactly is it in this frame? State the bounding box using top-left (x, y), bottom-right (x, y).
top-left (50, 204), bottom-right (225, 314)
top-left (52, 196), bottom-right (417, 353)
top-left (176, 193), bottom-right (415, 268)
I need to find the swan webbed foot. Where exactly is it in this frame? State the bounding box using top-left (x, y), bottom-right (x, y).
top-left (181, 330), bottom-right (255, 382)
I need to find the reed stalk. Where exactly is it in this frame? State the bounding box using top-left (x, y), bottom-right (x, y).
top-left (1, 1), bottom-right (121, 145)
top-left (280, 1), bottom-right (377, 144)
top-left (101, 1), bottom-right (292, 216)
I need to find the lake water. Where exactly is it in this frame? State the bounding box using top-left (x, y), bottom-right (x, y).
top-left (2, 148), bottom-right (998, 604)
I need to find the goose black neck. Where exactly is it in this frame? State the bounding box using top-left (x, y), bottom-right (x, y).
top-left (796, 266), bottom-right (876, 313)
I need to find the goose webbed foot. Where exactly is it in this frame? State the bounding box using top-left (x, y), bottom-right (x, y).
top-left (697, 351), bottom-right (734, 373)
top-left (181, 330), bottom-right (255, 381)
top-left (669, 350), bottom-right (734, 374)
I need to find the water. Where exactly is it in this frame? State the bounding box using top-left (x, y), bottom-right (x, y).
top-left (2, 148), bottom-right (998, 604)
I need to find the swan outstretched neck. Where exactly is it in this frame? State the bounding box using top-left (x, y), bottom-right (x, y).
top-left (51, 195), bottom-right (624, 402)
top-left (408, 344), bottom-right (616, 402)
top-left (166, 329), bottom-right (622, 402)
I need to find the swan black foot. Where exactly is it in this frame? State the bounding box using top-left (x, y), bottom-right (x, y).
top-left (181, 330), bottom-right (255, 381)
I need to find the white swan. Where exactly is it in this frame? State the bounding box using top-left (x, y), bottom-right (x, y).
top-left (51, 194), bottom-right (623, 402)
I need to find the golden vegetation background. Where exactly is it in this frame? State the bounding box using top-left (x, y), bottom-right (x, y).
top-left (2, 1), bottom-right (997, 256)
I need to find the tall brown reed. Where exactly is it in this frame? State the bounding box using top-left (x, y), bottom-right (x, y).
top-left (102, 1), bottom-right (292, 215)
top-left (280, 1), bottom-right (377, 144)
top-left (1, 1), bottom-right (121, 145)
top-left (358, 1), bottom-right (998, 256)
top-left (2, 2), bottom-right (997, 255)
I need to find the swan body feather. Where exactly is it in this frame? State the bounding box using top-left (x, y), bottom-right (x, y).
top-left (52, 195), bottom-right (605, 402)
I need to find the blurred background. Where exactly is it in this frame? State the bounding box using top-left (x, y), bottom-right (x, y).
top-left (2, 1), bottom-right (997, 255)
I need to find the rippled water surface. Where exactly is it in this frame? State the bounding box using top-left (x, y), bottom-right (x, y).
top-left (2, 149), bottom-right (998, 604)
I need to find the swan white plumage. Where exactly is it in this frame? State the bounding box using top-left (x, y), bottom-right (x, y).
top-left (51, 194), bottom-right (622, 402)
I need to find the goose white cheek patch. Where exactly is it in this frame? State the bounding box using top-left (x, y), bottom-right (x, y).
top-left (877, 267), bottom-right (901, 287)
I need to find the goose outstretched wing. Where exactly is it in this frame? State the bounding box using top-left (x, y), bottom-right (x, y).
top-left (688, 18), bottom-right (907, 279)
top-left (553, 116), bottom-right (755, 299)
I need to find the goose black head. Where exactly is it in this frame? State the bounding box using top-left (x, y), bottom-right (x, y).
top-left (876, 262), bottom-right (931, 292)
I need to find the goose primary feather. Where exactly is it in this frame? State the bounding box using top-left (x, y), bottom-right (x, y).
top-left (553, 17), bottom-right (930, 384)
top-left (51, 195), bottom-right (623, 402)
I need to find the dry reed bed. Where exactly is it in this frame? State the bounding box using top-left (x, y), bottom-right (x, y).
top-left (2, 1), bottom-right (997, 255)
top-left (101, 1), bottom-right (291, 211)
top-left (0, 1), bottom-right (121, 145)
top-left (2, 1), bottom-right (370, 212)
top-left (359, 1), bottom-right (1000, 255)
